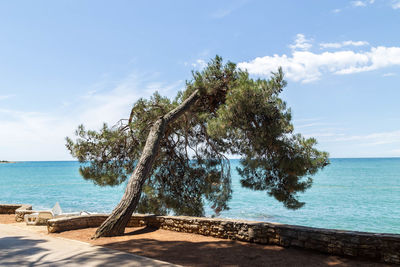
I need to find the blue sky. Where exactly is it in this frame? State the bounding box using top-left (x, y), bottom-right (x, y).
top-left (1, 0), bottom-right (400, 160)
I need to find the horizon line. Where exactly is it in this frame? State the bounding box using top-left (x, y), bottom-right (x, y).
top-left (3, 156), bottom-right (400, 162)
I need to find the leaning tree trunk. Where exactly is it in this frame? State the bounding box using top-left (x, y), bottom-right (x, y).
top-left (93, 90), bottom-right (199, 238)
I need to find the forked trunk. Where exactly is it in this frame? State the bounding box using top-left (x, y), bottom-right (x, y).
top-left (93, 90), bottom-right (199, 238)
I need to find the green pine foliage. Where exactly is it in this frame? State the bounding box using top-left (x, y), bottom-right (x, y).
top-left (66, 56), bottom-right (329, 216)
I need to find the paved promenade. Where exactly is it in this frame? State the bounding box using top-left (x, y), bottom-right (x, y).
top-left (0, 224), bottom-right (178, 267)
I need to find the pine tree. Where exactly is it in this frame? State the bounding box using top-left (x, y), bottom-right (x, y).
top-left (66, 56), bottom-right (329, 238)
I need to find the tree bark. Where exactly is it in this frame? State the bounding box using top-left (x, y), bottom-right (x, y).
top-left (93, 90), bottom-right (199, 238)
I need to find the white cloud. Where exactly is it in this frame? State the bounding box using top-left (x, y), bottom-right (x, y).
top-left (305, 128), bottom-right (400, 146)
top-left (289, 34), bottom-right (312, 51)
top-left (144, 80), bottom-right (183, 96)
top-left (0, 73), bottom-right (184, 160)
top-left (296, 122), bottom-right (335, 129)
top-left (211, 0), bottom-right (248, 18)
top-left (352, 0), bottom-right (367, 7)
top-left (76, 72), bottom-right (183, 129)
top-left (0, 109), bottom-right (73, 160)
top-left (0, 94), bottom-right (15, 101)
top-left (238, 36), bottom-right (400, 83)
top-left (337, 0), bottom-right (400, 12)
top-left (335, 46), bottom-right (400, 74)
top-left (383, 72), bottom-right (397, 77)
top-left (332, 130), bottom-right (400, 146)
top-left (351, 0), bottom-right (376, 7)
top-left (392, 0), bottom-right (400, 9)
top-left (191, 59), bottom-right (207, 69)
top-left (299, 125), bottom-right (400, 157)
top-left (320, 40), bottom-right (369, 49)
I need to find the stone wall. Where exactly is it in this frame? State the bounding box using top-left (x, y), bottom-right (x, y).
top-left (0, 204), bottom-right (33, 221)
top-left (15, 205), bottom-right (35, 222)
top-left (0, 204), bottom-right (25, 214)
top-left (47, 214), bottom-right (152, 233)
top-left (47, 214), bottom-right (400, 264)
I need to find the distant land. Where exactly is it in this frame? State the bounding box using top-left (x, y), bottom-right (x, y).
top-left (0, 160), bottom-right (16, 163)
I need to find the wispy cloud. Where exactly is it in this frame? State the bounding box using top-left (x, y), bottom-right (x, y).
top-left (351, 0), bottom-right (375, 7)
top-left (320, 40), bottom-right (369, 49)
top-left (184, 50), bottom-right (211, 70)
top-left (191, 59), bottom-right (207, 69)
top-left (0, 108), bottom-right (72, 160)
top-left (352, 1), bottom-right (367, 7)
top-left (211, 0), bottom-right (248, 19)
top-left (347, 0), bottom-right (400, 10)
top-left (144, 80), bottom-right (184, 96)
top-left (295, 122), bottom-right (335, 129)
top-left (383, 72), bottom-right (397, 77)
top-left (391, 149), bottom-right (400, 154)
top-left (304, 132), bottom-right (346, 139)
top-left (304, 127), bottom-right (400, 147)
top-left (297, 122), bottom-right (400, 157)
top-left (294, 118), bottom-right (346, 139)
top-left (238, 35), bottom-right (400, 83)
top-left (0, 94), bottom-right (15, 101)
top-left (332, 130), bottom-right (400, 146)
top-left (392, 0), bottom-right (400, 9)
top-left (293, 118), bottom-right (322, 123)
top-left (76, 72), bottom-right (183, 129)
top-left (336, 0), bottom-right (400, 12)
top-left (0, 72), bottom-right (184, 160)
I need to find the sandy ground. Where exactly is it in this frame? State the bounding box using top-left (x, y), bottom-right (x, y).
top-left (0, 215), bottom-right (389, 266)
top-left (0, 214), bottom-right (16, 224)
top-left (54, 226), bottom-right (388, 267)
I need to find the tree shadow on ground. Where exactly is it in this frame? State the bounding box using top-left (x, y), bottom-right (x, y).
top-left (0, 233), bottom-right (171, 266)
top-left (125, 226), bottom-right (158, 236)
top-left (99, 235), bottom-right (389, 267)
top-left (0, 236), bottom-right (49, 266)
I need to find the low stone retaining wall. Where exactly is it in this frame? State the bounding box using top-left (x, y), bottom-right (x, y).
top-left (0, 203), bottom-right (33, 221)
top-left (0, 204), bottom-right (26, 214)
top-left (47, 214), bottom-right (400, 264)
top-left (15, 205), bottom-right (35, 222)
top-left (48, 214), bottom-right (108, 232)
top-left (47, 214), bottom-right (153, 233)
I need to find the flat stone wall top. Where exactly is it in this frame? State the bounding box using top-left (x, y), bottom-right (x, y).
top-left (160, 214), bottom-right (263, 224)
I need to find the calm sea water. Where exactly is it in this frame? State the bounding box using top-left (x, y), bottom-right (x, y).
top-left (0, 158), bottom-right (399, 234)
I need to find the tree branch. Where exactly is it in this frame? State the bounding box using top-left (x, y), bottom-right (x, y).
top-left (163, 90), bottom-right (199, 123)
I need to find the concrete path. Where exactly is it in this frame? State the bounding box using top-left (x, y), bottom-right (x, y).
top-left (0, 224), bottom-right (179, 267)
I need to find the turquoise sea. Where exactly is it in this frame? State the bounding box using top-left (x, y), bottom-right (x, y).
top-left (1, 158), bottom-right (399, 234)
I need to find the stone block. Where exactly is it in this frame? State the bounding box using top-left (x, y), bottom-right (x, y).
top-left (290, 239), bottom-right (304, 247)
top-left (343, 247), bottom-right (357, 257)
top-left (310, 233), bottom-right (330, 242)
top-left (298, 232), bottom-right (309, 241)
